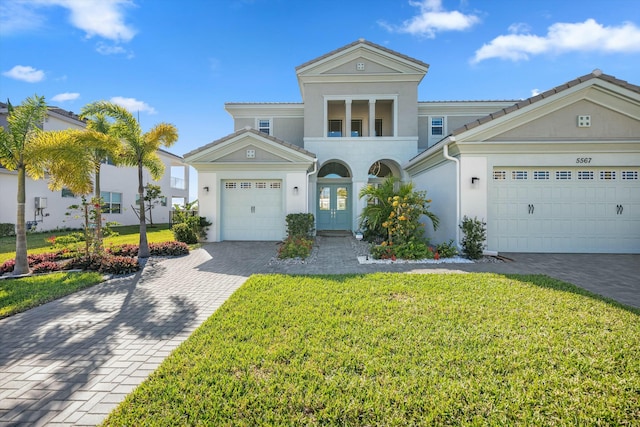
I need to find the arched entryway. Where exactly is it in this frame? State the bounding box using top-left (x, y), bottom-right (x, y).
top-left (367, 159), bottom-right (401, 187)
top-left (316, 161), bottom-right (352, 231)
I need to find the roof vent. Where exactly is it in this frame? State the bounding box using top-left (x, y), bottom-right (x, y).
top-left (592, 69), bottom-right (602, 76)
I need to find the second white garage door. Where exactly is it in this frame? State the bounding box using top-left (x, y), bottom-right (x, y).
top-left (221, 180), bottom-right (284, 241)
top-left (488, 167), bottom-right (640, 253)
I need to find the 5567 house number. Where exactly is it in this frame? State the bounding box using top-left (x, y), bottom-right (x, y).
top-left (576, 157), bottom-right (592, 164)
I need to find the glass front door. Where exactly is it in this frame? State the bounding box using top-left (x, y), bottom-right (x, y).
top-left (317, 184), bottom-right (351, 230)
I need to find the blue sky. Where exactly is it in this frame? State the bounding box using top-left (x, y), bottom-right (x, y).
top-left (2, 0), bottom-right (640, 181)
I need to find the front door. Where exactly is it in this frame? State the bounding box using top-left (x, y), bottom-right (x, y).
top-left (317, 184), bottom-right (351, 230)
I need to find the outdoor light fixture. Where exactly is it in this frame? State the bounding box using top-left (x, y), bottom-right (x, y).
top-left (203, 186), bottom-right (209, 192)
top-left (471, 177), bottom-right (480, 184)
top-left (293, 186), bottom-right (299, 195)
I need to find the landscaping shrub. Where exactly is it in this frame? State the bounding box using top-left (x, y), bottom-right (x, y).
top-left (31, 261), bottom-right (61, 274)
top-left (460, 216), bottom-right (487, 260)
top-left (360, 177), bottom-right (439, 260)
top-left (27, 252), bottom-right (58, 265)
top-left (149, 241), bottom-right (189, 256)
top-left (99, 255), bottom-right (139, 275)
top-left (0, 223), bottom-right (15, 237)
top-left (278, 237), bottom-right (313, 259)
top-left (1, 259), bottom-right (15, 274)
top-left (285, 213), bottom-right (315, 238)
top-left (171, 223), bottom-right (198, 244)
top-left (64, 254), bottom-right (104, 271)
top-left (107, 243), bottom-right (139, 257)
top-left (436, 239), bottom-right (458, 258)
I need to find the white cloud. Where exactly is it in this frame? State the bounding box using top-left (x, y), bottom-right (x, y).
top-left (472, 19), bottom-right (640, 63)
top-left (96, 41), bottom-right (134, 58)
top-left (110, 96), bottom-right (157, 115)
top-left (1, 0), bottom-right (136, 42)
top-left (531, 89), bottom-right (540, 97)
top-left (380, 0), bottom-right (480, 38)
top-left (0, 1), bottom-right (46, 35)
top-left (2, 65), bottom-right (45, 82)
top-left (51, 92), bottom-right (80, 102)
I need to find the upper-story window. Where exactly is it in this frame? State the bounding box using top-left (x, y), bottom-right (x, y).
top-left (328, 119), bottom-right (342, 137)
top-left (351, 119), bottom-right (362, 137)
top-left (431, 117), bottom-right (444, 136)
top-left (257, 119), bottom-right (271, 135)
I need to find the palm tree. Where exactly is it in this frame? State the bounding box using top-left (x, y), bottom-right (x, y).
top-left (0, 95), bottom-right (48, 275)
top-left (81, 101), bottom-right (178, 258)
top-left (359, 177), bottom-right (439, 241)
top-left (32, 122), bottom-right (121, 252)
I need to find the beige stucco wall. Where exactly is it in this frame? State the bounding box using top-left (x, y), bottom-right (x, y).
top-left (409, 159), bottom-right (457, 245)
top-left (303, 81), bottom-right (419, 138)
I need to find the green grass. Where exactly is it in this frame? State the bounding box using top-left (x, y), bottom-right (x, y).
top-left (0, 224), bottom-right (173, 263)
top-left (103, 273), bottom-right (640, 426)
top-left (0, 271), bottom-right (104, 319)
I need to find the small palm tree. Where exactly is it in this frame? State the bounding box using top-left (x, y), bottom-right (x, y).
top-left (81, 101), bottom-right (178, 258)
top-left (32, 122), bottom-right (121, 252)
top-left (359, 177), bottom-right (439, 242)
top-left (0, 95), bottom-right (48, 275)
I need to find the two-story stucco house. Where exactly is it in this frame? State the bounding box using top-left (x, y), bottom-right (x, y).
top-left (184, 39), bottom-right (640, 254)
top-left (0, 103), bottom-right (190, 232)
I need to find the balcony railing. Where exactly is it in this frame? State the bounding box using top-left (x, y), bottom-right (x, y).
top-left (170, 176), bottom-right (185, 190)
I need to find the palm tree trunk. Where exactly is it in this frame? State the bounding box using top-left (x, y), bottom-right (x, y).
top-left (13, 164), bottom-right (29, 275)
top-left (94, 164), bottom-right (103, 253)
top-left (137, 162), bottom-right (150, 258)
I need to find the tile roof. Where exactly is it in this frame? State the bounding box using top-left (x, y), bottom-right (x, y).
top-left (449, 70), bottom-right (640, 137)
top-left (295, 39), bottom-right (429, 72)
top-left (184, 127), bottom-right (316, 160)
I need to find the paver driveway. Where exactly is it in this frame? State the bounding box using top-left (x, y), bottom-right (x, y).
top-left (0, 237), bottom-right (637, 426)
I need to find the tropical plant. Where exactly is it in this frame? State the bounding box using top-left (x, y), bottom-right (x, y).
top-left (460, 216), bottom-right (487, 260)
top-left (0, 95), bottom-right (48, 274)
top-left (81, 101), bottom-right (179, 258)
top-left (171, 200), bottom-right (210, 242)
top-left (359, 177), bottom-right (439, 259)
top-left (143, 184), bottom-right (164, 226)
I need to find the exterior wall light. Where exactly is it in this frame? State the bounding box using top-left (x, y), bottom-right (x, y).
top-left (293, 186), bottom-right (299, 195)
top-left (203, 186), bottom-right (209, 192)
top-left (471, 177), bottom-right (480, 184)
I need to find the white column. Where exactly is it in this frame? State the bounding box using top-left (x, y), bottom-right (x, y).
top-left (369, 99), bottom-right (376, 137)
top-left (345, 99), bottom-right (352, 137)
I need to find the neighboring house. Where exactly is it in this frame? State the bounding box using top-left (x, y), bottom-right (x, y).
top-left (0, 103), bottom-right (190, 231)
top-left (185, 39), bottom-right (640, 254)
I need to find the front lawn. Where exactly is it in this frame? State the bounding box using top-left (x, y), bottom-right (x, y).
top-left (0, 271), bottom-right (104, 319)
top-left (103, 273), bottom-right (640, 426)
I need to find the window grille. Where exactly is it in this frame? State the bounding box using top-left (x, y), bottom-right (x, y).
top-left (511, 170), bottom-right (528, 180)
top-left (622, 171), bottom-right (638, 180)
top-left (255, 182), bottom-right (267, 189)
top-left (493, 171), bottom-right (506, 180)
top-left (555, 171), bottom-right (572, 180)
top-left (577, 171), bottom-right (594, 180)
top-left (240, 182), bottom-right (252, 189)
top-left (225, 182), bottom-right (236, 189)
top-left (533, 171), bottom-right (549, 180)
top-left (270, 182), bottom-right (281, 189)
top-left (600, 171), bottom-right (616, 180)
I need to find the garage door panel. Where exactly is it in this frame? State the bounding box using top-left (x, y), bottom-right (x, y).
top-left (489, 167), bottom-right (639, 253)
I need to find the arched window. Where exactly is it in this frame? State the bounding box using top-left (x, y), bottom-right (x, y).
top-left (318, 162), bottom-right (351, 178)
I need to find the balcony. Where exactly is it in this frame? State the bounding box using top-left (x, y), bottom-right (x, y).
top-left (170, 176), bottom-right (185, 190)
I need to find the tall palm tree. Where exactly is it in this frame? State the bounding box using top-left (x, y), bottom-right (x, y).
top-left (81, 101), bottom-right (178, 258)
top-left (0, 95), bottom-right (48, 275)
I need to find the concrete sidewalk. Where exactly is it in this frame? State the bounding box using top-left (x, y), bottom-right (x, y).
top-left (0, 238), bottom-right (637, 426)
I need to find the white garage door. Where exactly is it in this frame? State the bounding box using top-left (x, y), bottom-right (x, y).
top-left (488, 167), bottom-right (640, 253)
top-left (221, 180), bottom-right (284, 241)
